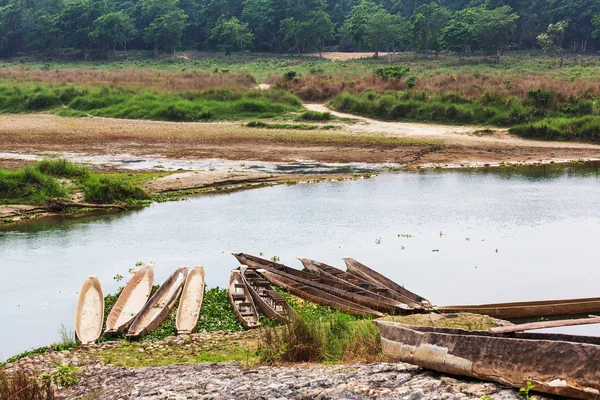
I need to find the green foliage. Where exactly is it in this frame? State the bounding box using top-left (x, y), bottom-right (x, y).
top-left (143, 9), bottom-right (188, 59)
top-left (246, 121), bottom-right (318, 130)
top-left (82, 175), bottom-right (150, 204)
top-left (196, 287), bottom-right (244, 333)
top-left (510, 116), bottom-right (600, 143)
top-left (210, 16), bottom-right (254, 55)
top-left (90, 11), bottom-right (136, 60)
top-left (40, 364), bottom-right (79, 388)
top-left (527, 89), bottom-right (552, 105)
top-left (519, 381), bottom-right (538, 400)
top-left (297, 111), bottom-right (331, 121)
top-left (0, 167), bottom-right (67, 205)
top-left (375, 65), bottom-right (410, 80)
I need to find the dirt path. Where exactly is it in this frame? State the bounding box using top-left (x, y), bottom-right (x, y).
top-left (305, 104), bottom-right (600, 150)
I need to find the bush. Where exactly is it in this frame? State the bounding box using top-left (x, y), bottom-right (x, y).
top-left (527, 88), bottom-right (552, 106)
top-left (297, 110), bottom-right (331, 121)
top-left (283, 71), bottom-right (298, 81)
top-left (0, 167), bottom-right (67, 204)
top-left (406, 76), bottom-right (417, 89)
top-left (35, 159), bottom-right (89, 179)
top-left (375, 65), bottom-right (410, 80)
top-left (82, 175), bottom-right (150, 204)
top-left (26, 91), bottom-right (61, 110)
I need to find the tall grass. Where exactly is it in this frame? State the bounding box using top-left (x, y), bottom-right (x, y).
top-left (510, 116), bottom-right (600, 142)
top-left (0, 160), bottom-right (150, 205)
top-left (0, 167), bottom-right (67, 204)
top-left (0, 369), bottom-right (55, 400)
top-left (0, 82), bottom-right (302, 122)
top-left (258, 313), bottom-right (382, 364)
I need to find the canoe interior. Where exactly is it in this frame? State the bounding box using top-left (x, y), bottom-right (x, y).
top-left (375, 321), bottom-right (600, 400)
top-left (229, 270), bottom-right (260, 329)
top-left (105, 265), bottom-right (154, 333)
top-left (242, 267), bottom-right (294, 323)
top-left (176, 266), bottom-right (205, 334)
top-left (75, 276), bottom-right (104, 345)
top-left (127, 267), bottom-right (187, 337)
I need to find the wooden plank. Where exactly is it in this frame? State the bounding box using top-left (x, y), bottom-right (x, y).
top-left (490, 317), bottom-right (600, 334)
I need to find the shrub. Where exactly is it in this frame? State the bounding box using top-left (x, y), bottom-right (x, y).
top-left (297, 110), bottom-right (331, 121)
top-left (82, 175), bottom-right (150, 204)
top-left (375, 65), bottom-right (410, 80)
top-left (35, 159), bottom-right (89, 179)
top-left (406, 76), bottom-right (417, 89)
top-left (0, 167), bottom-right (67, 205)
top-left (527, 88), bottom-right (552, 106)
top-left (283, 71), bottom-right (298, 81)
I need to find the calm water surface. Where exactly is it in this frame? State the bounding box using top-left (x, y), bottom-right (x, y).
top-left (2, 165), bottom-right (600, 359)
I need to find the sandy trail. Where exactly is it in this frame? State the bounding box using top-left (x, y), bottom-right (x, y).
top-left (305, 104), bottom-right (600, 150)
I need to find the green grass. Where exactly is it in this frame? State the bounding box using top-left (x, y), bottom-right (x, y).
top-left (0, 82), bottom-right (302, 122)
top-left (0, 160), bottom-right (151, 205)
top-left (510, 116), bottom-right (600, 143)
top-left (246, 120), bottom-right (319, 130)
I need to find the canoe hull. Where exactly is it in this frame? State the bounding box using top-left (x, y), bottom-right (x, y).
top-left (229, 270), bottom-right (261, 329)
top-left (375, 321), bottom-right (600, 400)
top-left (176, 266), bottom-right (206, 335)
top-left (259, 269), bottom-right (383, 317)
top-left (75, 276), bottom-right (104, 345)
top-left (241, 267), bottom-right (295, 324)
top-left (127, 267), bottom-right (187, 338)
top-left (438, 297), bottom-right (600, 319)
top-left (105, 265), bottom-right (154, 334)
top-left (344, 258), bottom-right (430, 305)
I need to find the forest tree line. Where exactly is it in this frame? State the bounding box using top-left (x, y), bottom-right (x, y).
top-left (2, 0), bottom-right (600, 61)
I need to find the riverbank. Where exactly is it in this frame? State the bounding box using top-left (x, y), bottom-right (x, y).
top-left (2, 314), bottom-right (525, 400)
top-left (1, 113), bottom-right (599, 169)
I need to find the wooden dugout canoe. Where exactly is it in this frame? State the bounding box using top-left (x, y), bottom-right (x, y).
top-left (343, 258), bottom-right (430, 306)
top-left (176, 266), bottom-right (205, 334)
top-left (234, 253), bottom-right (406, 314)
top-left (105, 265), bottom-right (154, 334)
top-left (75, 275), bottom-right (104, 345)
top-left (229, 269), bottom-right (261, 329)
top-left (241, 266), bottom-right (296, 324)
top-left (258, 268), bottom-right (383, 317)
top-left (299, 258), bottom-right (417, 310)
top-left (438, 297), bottom-right (600, 319)
top-left (127, 267), bottom-right (187, 338)
top-left (375, 320), bottom-right (600, 400)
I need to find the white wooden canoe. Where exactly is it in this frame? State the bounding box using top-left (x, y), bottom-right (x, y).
top-left (127, 267), bottom-right (187, 338)
top-left (75, 276), bottom-right (104, 345)
top-left (176, 266), bottom-right (205, 334)
top-left (105, 265), bottom-right (154, 334)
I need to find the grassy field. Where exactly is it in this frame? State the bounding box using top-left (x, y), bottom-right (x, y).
top-left (3, 51), bottom-right (600, 142)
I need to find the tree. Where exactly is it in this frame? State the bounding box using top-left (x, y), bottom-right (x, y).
top-left (411, 2), bottom-right (451, 57)
top-left (340, 0), bottom-right (385, 50)
top-left (472, 6), bottom-right (519, 63)
top-left (55, 0), bottom-right (108, 61)
top-left (303, 11), bottom-right (335, 58)
top-left (538, 21), bottom-right (568, 67)
top-left (210, 15), bottom-right (254, 55)
top-left (90, 11), bottom-right (136, 59)
top-left (363, 10), bottom-right (409, 62)
top-left (440, 8), bottom-right (477, 61)
top-left (143, 9), bottom-right (188, 60)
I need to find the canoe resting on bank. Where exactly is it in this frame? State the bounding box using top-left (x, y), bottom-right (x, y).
top-left (105, 265), bottom-right (154, 334)
top-left (438, 296), bottom-right (600, 319)
top-left (127, 267), bottom-right (187, 338)
top-left (241, 266), bottom-right (296, 324)
top-left (75, 276), bottom-right (104, 345)
top-left (176, 266), bottom-right (205, 334)
top-left (228, 269), bottom-right (261, 329)
top-left (375, 320), bottom-right (600, 400)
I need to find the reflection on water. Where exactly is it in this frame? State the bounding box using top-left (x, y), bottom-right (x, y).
top-left (1, 164), bottom-right (600, 359)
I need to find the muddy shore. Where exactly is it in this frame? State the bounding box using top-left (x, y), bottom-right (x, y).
top-left (0, 113), bottom-right (599, 167)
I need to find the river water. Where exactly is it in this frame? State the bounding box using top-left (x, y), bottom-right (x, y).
top-left (2, 164), bottom-right (600, 359)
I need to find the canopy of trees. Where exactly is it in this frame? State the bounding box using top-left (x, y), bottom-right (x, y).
top-left (1, 0), bottom-right (600, 59)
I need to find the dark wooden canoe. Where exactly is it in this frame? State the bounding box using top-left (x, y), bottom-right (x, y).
top-left (299, 257), bottom-right (420, 309)
top-left (241, 266), bottom-right (297, 324)
top-left (375, 320), bottom-right (600, 400)
top-left (258, 269), bottom-right (383, 317)
top-left (234, 253), bottom-right (410, 313)
top-left (228, 270), bottom-right (261, 329)
top-left (438, 297), bottom-right (600, 319)
top-left (343, 258), bottom-right (430, 305)
top-left (127, 267), bottom-right (187, 338)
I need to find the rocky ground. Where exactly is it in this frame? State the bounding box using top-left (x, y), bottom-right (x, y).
top-left (3, 328), bottom-right (538, 400)
top-left (60, 362), bottom-right (526, 400)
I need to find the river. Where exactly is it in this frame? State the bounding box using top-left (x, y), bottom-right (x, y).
top-left (1, 164), bottom-right (600, 359)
